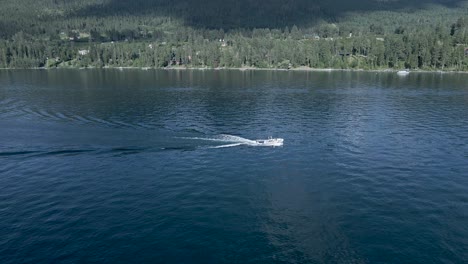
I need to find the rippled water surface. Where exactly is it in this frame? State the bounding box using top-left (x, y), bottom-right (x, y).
top-left (1, 69), bottom-right (467, 263)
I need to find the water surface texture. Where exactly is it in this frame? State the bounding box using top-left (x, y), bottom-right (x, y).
top-left (1, 70), bottom-right (467, 263)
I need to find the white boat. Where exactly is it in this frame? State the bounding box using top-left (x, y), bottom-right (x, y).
top-left (255, 137), bottom-right (284, 147)
top-left (397, 70), bottom-right (410, 76)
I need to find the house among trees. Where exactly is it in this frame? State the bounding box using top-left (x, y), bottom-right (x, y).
top-left (465, 48), bottom-right (468, 56)
top-left (78, 50), bottom-right (90, 56)
top-left (304, 34), bottom-right (320, 40)
top-left (219, 39), bottom-right (227, 47)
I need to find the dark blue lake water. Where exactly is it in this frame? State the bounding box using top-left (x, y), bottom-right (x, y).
top-left (1, 69), bottom-right (467, 263)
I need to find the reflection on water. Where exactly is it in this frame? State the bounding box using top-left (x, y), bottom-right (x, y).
top-left (0, 69), bottom-right (467, 263)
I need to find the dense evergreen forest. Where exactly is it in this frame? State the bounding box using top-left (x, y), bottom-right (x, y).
top-left (0, 0), bottom-right (467, 70)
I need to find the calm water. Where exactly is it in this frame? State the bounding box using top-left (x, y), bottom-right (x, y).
top-left (1, 69), bottom-right (467, 263)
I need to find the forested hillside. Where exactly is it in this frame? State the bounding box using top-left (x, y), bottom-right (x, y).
top-left (0, 0), bottom-right (467, 70)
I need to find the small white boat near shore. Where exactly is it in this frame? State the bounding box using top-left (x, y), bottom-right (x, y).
top-left (397, 70), bottom-right (410, 76)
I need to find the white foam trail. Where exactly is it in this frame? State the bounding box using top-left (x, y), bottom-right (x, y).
top-left (215, 134), bottom-right (258, 144)
top-left (209, 143), bottom-right (244, 149)
top-left (181, 134), bottom-right (257, 144)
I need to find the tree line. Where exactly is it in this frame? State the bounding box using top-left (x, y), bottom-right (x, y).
top-left (0, 0), bottom-right (467, 70)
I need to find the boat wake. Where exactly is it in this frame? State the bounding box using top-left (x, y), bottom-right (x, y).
top-left (181, 134), bottom-right (284, 148)
top-left (210, 143), bottom-right (245, 149)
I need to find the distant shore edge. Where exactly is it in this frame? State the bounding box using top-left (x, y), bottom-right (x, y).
top-left (1, 66), bottom-right (467, 74)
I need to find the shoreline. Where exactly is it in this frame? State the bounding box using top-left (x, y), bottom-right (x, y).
top-left (0, 66), bottom-right (467, 74)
